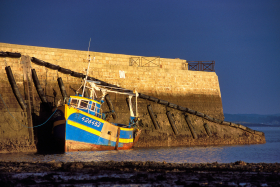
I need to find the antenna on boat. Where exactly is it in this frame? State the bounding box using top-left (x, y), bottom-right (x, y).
top-left (82, 38), bottom-right (93, 97)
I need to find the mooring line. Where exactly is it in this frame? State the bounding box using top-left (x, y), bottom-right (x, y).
top-left (0, 94), bottom-right (57, 128)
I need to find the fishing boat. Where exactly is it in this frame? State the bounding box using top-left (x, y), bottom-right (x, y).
top-left (51, 80), bottom-right (141, 152)
top-left (51, 55), bottom-right (141, 152)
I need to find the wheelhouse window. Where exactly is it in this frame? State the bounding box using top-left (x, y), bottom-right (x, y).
top-left (69, 98), bottom-right (101, 116)
top-left (79, 100), bottom-right (89, 109)
top-left (91, 102), bottom-right (96, 111)
top-left (70, 99), bottom-right (79, 107)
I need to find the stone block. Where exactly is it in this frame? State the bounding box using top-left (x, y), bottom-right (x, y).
top-left (221, 121), bottom-right (231, 126)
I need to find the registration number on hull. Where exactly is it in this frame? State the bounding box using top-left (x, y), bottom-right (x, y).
top-left (81, 117), bottom-right (101, 127)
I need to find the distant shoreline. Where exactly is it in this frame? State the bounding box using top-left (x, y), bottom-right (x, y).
top-left (238, 122), bottom-right (280, 127)
top-left (224, 113), bottom-right (280, 126)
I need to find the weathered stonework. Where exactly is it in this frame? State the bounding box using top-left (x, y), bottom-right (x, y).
top-left (0, 43), bottom-right (265, 153)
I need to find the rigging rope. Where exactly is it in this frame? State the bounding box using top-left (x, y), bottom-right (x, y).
top-left (0, 94), bottom-right (57, 128)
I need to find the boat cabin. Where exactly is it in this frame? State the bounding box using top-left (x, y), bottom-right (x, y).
top-left (68, 96), bottom-right (102, 118)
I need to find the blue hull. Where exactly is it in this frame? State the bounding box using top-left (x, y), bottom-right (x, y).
top-left (52, 105), bottom-right (139, 152)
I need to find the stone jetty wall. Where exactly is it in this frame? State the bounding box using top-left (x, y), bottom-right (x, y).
top-left (0, 43), bottom-right (264, 153)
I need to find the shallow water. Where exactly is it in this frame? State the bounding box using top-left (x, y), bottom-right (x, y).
top-left (1, 126), bottom-right (279, 163)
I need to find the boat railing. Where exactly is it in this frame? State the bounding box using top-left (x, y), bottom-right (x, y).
top-left (69, 98), bottom-right (102, 118)
top-left (89, 104), bottom-right (102, 118)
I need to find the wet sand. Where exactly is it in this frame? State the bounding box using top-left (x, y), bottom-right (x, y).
top-left (0, 161), bottom-right (279, 186)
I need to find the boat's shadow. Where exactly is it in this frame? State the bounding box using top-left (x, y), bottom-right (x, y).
top-left (32, 102), bottom-right (65, 154)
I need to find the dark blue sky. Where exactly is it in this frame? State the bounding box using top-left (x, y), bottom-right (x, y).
top-left (1, 0), bottom-right (279, 115)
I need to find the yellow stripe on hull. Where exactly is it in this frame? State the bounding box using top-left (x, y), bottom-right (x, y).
top-left (68, 120), bottom-right (101, 136)
top-left (119, 138), bottom-right (133, 143)
top-left (120, 127), bottom-right (134, 131)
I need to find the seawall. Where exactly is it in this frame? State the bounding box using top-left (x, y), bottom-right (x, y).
top-left (0, 43), bottom-right (265, 153)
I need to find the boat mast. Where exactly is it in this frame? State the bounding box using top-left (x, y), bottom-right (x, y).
top-left (82, 38), bottom-right (93, 97)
